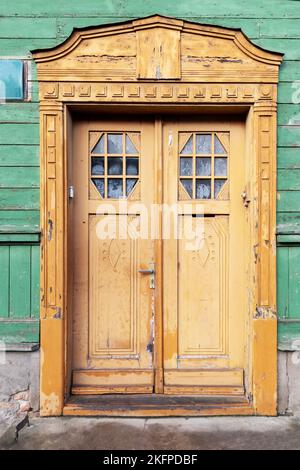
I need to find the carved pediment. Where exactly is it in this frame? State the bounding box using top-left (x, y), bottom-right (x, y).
top-left (32, 15), bottom-right (283, 84)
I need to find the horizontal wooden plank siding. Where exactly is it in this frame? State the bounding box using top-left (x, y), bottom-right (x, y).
top-left (0, 0), bottom-right (299, 346)
top-left (0, 145), bottom-right (39, 166)
top-left (2, 1), bottom-right (300, 18)
top-left (277, 192), bottom-right (300, 213)
top-left (259, 19), bottom-right (300, 38)
top-left (277, 214), bottom-right (300, 235)
top-left (0, 167), bottom-right (39, 188)
top-left (0, 39), bottom-right (59, 56)
top-left (0, 124), bottom-right (39, 145)
top-left (278, 148), bottom-right (300, 170)
top-left (278, 322), bottom-right (300, 351)
top-left (280, 61), bottom-right (300, 81)
top-left (0, 104), bottom-right (39, 123)
top-left (0, 210), bottom-right (39, 232)
top-left (278, 126), bottom-right (300, 147)
top-left (0, 320), bottom-right (39, 343)
top-left (278, 170), bottom-right (300, 191)
top-left (278, 105), bottom-right (300, 126)
top-left (0, 18), bottom-right (57, 39)
top-left (278, 83), bottom-right (299, 104)
top-left (0, 189), bottom-right (40, 210)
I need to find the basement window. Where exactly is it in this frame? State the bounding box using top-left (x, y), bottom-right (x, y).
top-left (0, 59), bottom-right (27, 101)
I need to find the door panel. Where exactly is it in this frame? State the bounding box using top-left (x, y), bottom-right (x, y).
top-left (178, 215), bottom-right (228, 357)
top-left (163, 119), bottom-right (247, 395)
top-left (89, 215), bottom-right (142, 358)
top-left (71, 119), bottom-right (155, 394)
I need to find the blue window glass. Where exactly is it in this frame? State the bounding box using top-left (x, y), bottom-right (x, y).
top-left (0, 60), bottom-right (24, 100)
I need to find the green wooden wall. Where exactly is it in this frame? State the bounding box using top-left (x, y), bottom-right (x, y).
top-left (0, 0), bottom-right (300, 348)
top-left (0, 244), bottom-right (39, 342)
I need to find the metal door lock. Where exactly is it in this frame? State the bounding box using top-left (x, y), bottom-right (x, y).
top-left (139, 264), bottom-right (155, 289)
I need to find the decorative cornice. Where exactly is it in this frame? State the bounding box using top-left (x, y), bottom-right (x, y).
top-left (32, 14), bottom-right (283, 67)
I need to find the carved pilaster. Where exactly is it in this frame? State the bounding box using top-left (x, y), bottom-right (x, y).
top-left (253, 103), bottom-right (277, 309)
top-left (40, 102), bottom-right (65, 320)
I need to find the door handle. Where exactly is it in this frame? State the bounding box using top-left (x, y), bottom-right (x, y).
top-left (138, 264), bottom-right (155, 289)
top-left (138, 269), bottom-right (155, 274)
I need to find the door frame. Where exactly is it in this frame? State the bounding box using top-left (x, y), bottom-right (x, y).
top-left (32, 15), bottom-right (283, 416)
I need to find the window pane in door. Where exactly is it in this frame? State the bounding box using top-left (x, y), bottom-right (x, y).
top-left (196, 179), bottom-right (211, 199)
top-left (108, 134), bottom-right (123, 154)
top-left (108, 178), bottom-right (123, 198)
top-left (108, 157), bottom-right (123, 175)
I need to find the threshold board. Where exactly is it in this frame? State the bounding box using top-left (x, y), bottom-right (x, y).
top-left (63, 394), bottom-right (254, 417)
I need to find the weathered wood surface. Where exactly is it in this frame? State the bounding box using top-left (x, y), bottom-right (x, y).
top-left (63, 393), bottom-right (252, 416)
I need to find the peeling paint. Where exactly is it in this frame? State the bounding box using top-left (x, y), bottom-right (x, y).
top-left (146, 342), bottom-right (153, 353)
top-left (75, 54), bottom-right (135, 63)
top-left (47, 218), bottom-right (53, 241)
top-left (156, 65), bottom-right (161, 79)
top-left (147, 293), bottom-right (155, 368)
top-left (40, 391), bottom-right (60, 416)
top-left (254, 306), bottom-right (277, 319)
top-left (53, 307), bottom-right (62, 319)
top-left (40, 347), bottom-right (44, 369)
top-left (184, 55), bottom-right (242, 64)
top-left (253, 244), bottom-right (259, 263)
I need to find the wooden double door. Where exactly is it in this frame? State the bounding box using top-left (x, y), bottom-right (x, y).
top-left (71, 115), bottom-right (247, 397)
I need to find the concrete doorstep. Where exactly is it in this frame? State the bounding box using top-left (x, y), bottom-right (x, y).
top-left (1, 415), bottom-right (300, 450)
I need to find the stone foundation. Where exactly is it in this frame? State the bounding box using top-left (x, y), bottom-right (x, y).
top-left (0, 349), bottom-right (39, 413)
top-left (278, 351), bottom-right (300, 415)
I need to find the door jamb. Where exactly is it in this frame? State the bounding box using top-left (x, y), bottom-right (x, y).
top-left (39, 102), bottom-right (277, 416)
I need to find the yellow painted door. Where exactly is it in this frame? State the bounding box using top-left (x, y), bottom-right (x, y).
top-left (71, 118), bottom-right (156, 394)
top-left (162, 118), bottom-right (247, 395)
top-left (71, 115), bottom-right (248, 397)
